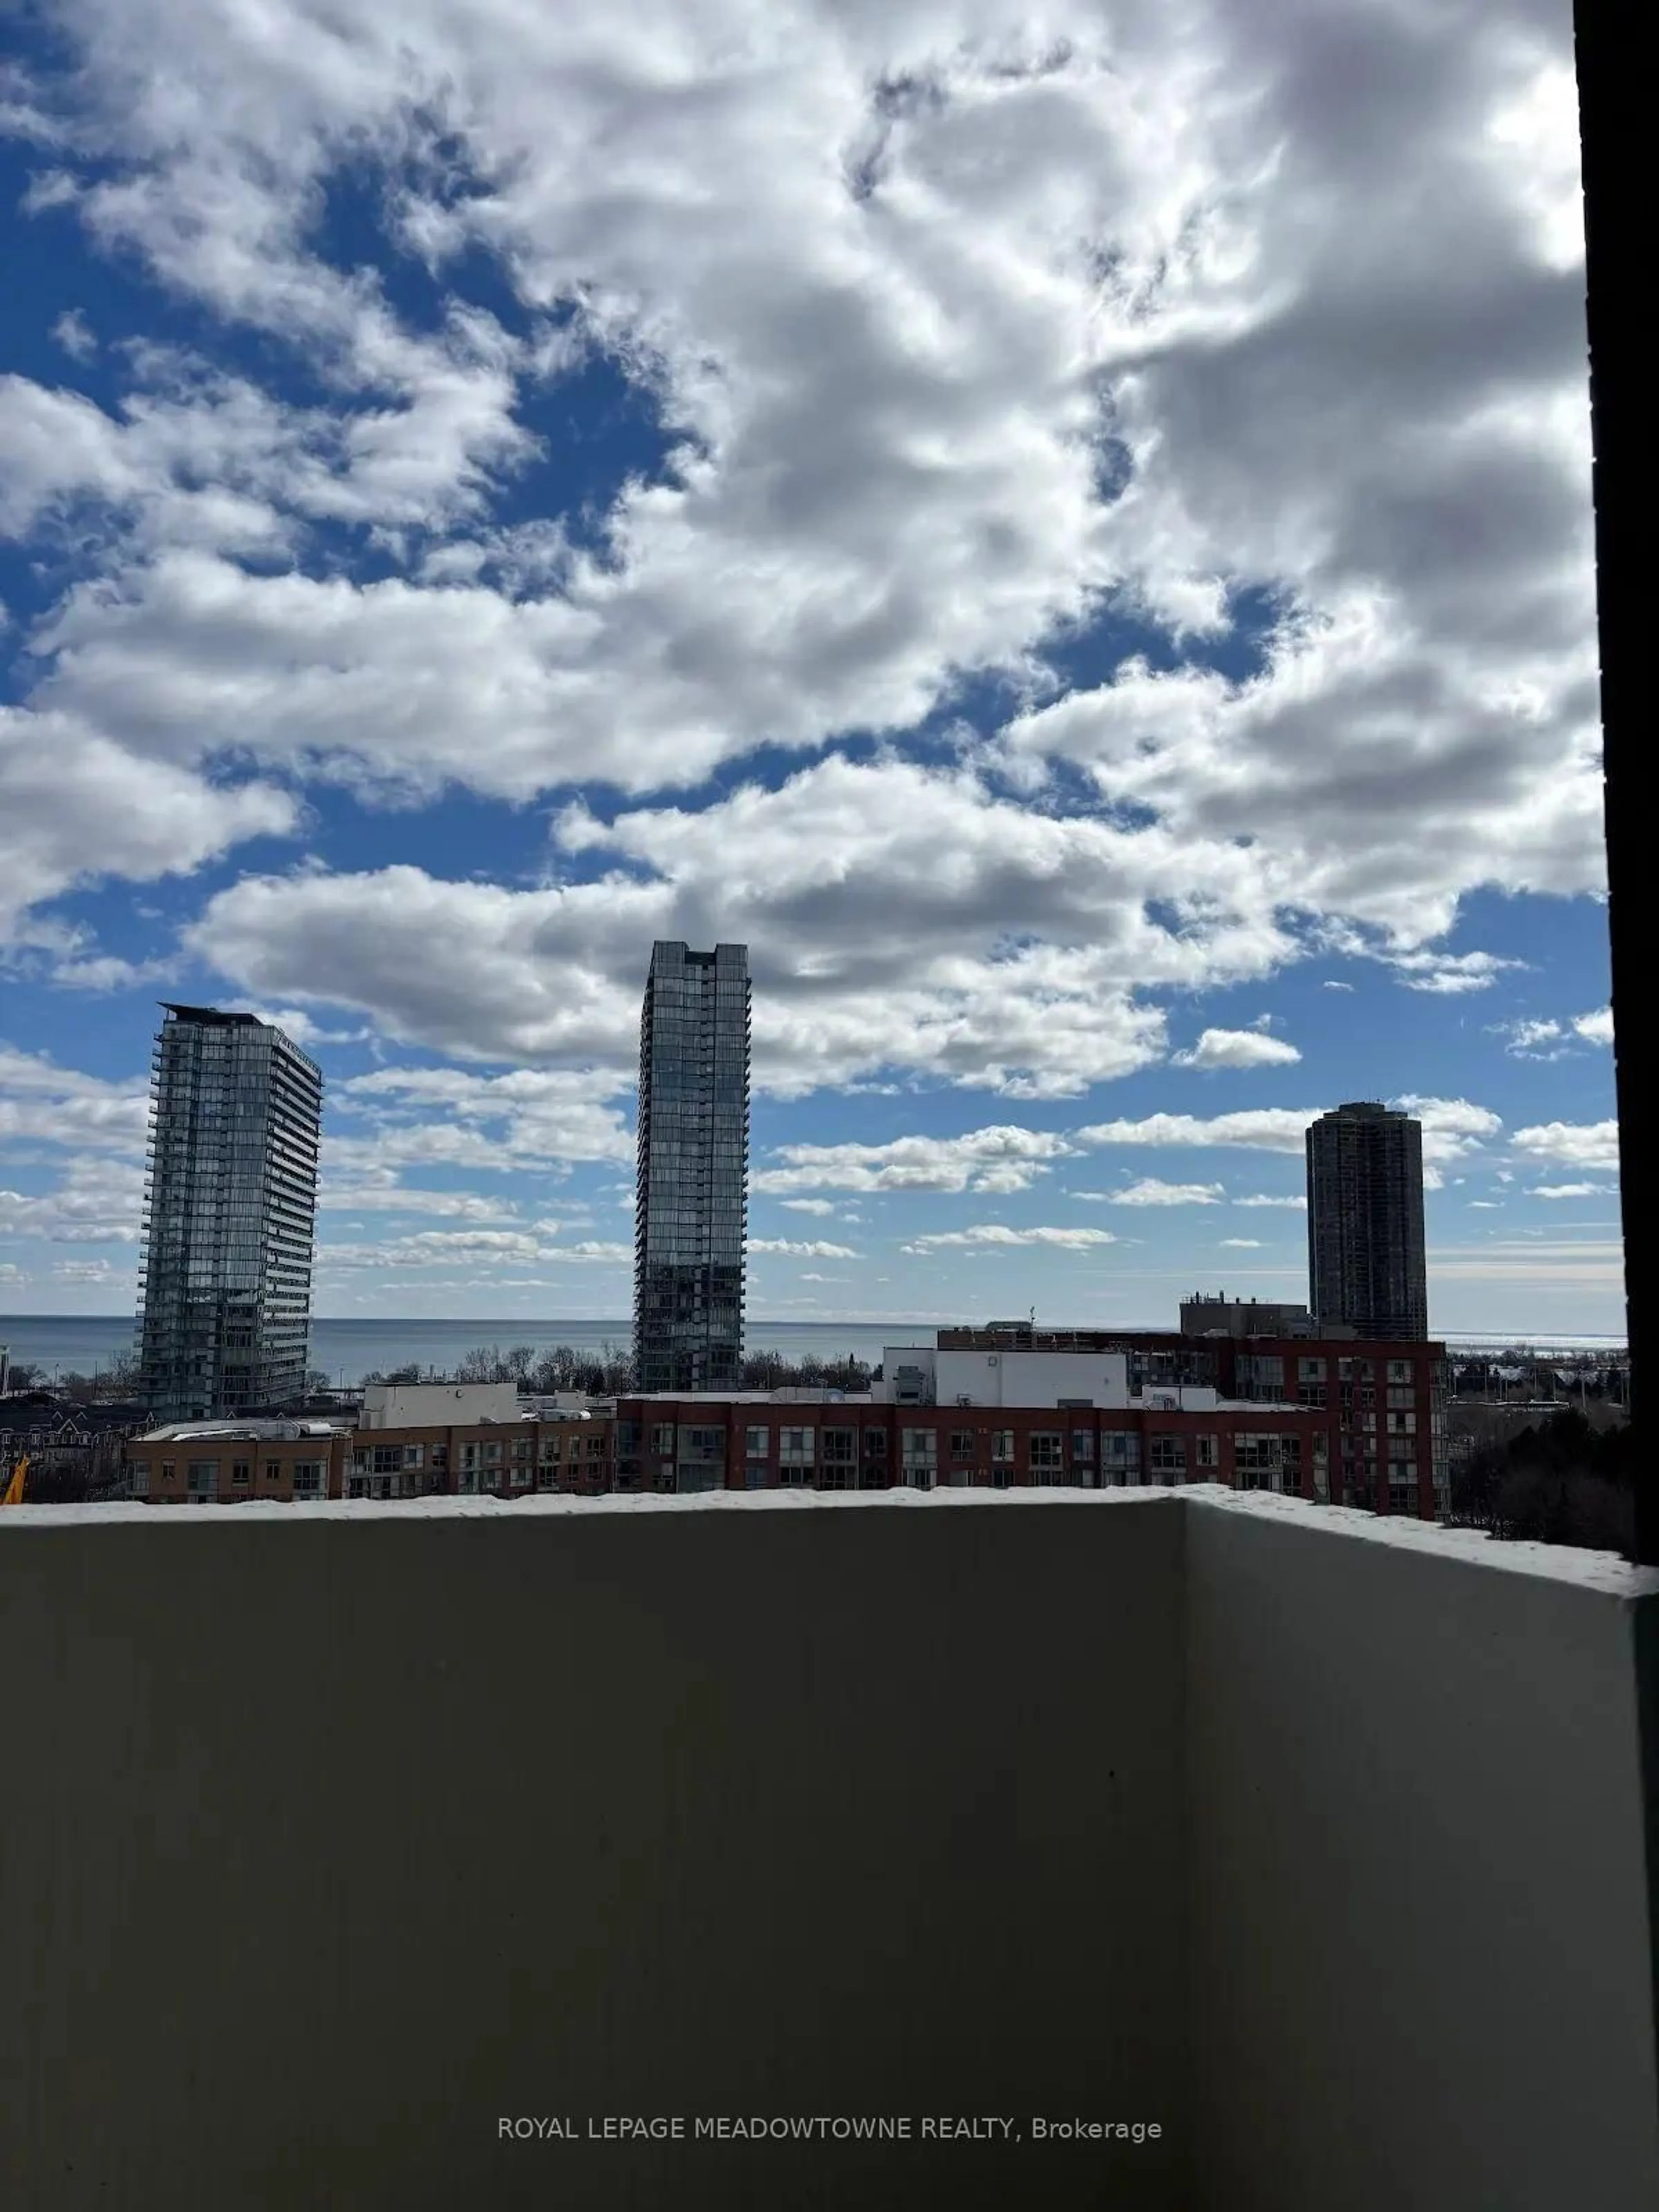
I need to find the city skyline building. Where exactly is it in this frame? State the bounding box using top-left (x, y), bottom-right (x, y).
top-left (136, 1005), bottom-right (323, 1422)
top-left (633, 942), bottom-right (751, 1397)
top-left (1306, 1102), bottom-right (1429, 1341)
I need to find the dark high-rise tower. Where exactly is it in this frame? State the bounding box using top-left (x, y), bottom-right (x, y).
top-left (1306, 1103), bottom-right (1428, 1339)
top-left (633, 943), bottom-right (751, 1394)
top-left (137, 1005), bottom-right (323, 1421)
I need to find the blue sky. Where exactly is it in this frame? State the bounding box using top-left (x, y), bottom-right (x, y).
top-left (0, 0), bottom-right (1621, 1337)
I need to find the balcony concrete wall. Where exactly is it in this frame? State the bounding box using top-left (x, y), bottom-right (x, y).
top-left (0, 1495), bottom-right (1189, 2212)
top-left (2, 1490), bottom-right (1656, 2212)
top-left (1187, 1497), bottom-right (1659, 2212)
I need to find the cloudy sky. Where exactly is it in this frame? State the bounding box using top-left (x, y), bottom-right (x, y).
top-left (0, 0), bottom-right (1622, 1338)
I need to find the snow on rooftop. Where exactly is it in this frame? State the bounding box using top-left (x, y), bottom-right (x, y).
top-left (5, 1486), bottom-right (1656, 1598)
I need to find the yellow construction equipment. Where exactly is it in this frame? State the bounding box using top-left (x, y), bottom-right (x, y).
top-left (1, 1456), bottom-right (27, 1506)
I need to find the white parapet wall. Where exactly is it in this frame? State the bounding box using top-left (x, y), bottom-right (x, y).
top-left (1, 1487), bottom-right (1655, 2212)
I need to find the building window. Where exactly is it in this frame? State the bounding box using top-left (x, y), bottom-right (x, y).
top-left (744, 1425), bottom-right (769, 1458)
top-left (511, 1465), bottom-right (532, 1488)
top-left (780, 1427), bottom-right (816, 1464)
top-left (1387, 1386), bottom-right (1416, 1410)
top-left (512, 1439), bottom-right (531, 1462)
top-left (1387, 1359), bottom-right (1415, 1385)
top-left (1296, 1382), bottom-right (1327, 1408)
top-left (949, 1430), bottom-right (976, 1462)
top-left (1100, 1431), bottom-right (1140, 1479)
top-left (542, 1436), bottom-right (562, 1462)
top-left (292, 1463), bottom-right (322, 1496)
top-left (652, 1424), bottom-right (675, 1456)
top-left (348, 1478), bottom-right (367, 1499)
top-left (1070, 1429), bottom-right (1094, 1464)
top-left (231, 1460), bottom-right (251, 1485)
top-left (1388, 1481), bottom-right (1417, 1516)
top-left (821, 1427), bottom-right (856, 1465)
top-left (1298, 1357), bottom-right (1326, 1381)
top-left (745, 1462), bottom-right (769, 1490)
top-left (186, 1459), bottom-right (218, 1493)
top-left (1149, 1434), bottom-right (1187, 1475)
top-left (1027, 1432), bottom-right (1063, 1473)
top-left (990, 1430), bottom-right (1014, 1465)
top-left (586, 1435), bottom-right (607, 1460)
top-left (1195, 1434), bottom-right (1219, 1469)
top-left (461, 1444), bottom-right (479, 1471)
top-left (900, 1428), bottom-right (938, 1466)
top-left (484, 1441), bottom-right (502, 1465)
top-left (159, 1461), bottom-right (176, 1482)
top-left (817, 1466), bottom-right (852, 1491)
top-left (779, 1468), bottom-right (814, 1488)
top-left (537, 1467), bottom-right (557, 1490)
top-left (862, 1427), bottom-right (888, 1458)
top-left (1237, 1355), bottom-right (1285, 1400)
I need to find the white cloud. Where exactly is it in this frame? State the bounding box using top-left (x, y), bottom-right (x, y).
top-left (318, 1227), bottom-right (633, 1269)
top-left (755, 1125), bottom-right (1077, 1196)
top-left (331, 1067), bottom-right (633, 1174)
top-left (1218, 1237), bottom-right (1262, 1248)
top-left (1510, 1120), bottom-right (1620, 1172)
top-left (1234, 1192), bottom-right (1307, 1209)
top-left (51, 308), bottom-right (97, 362)
top-left (778, 1198), bottom-right (837, 1216)
top-left (1526, 1181), bottom-right (1615, 1200)
top-left (747, 1238), bottom-right (859, 1259)
top-left (1093, 1177), bottom-right (1227, 1206)
top-left (0, 1156), bottom-right (145, 1244)
top-left (1572, 1006), bottom-right (1614, 1046)
top-left (317, 1179), bottom-right (521, 1223)
top-left (902, 1223), bottom-right (1119, 1252)
top-left (1075, 1109), bottom-right (1320, 1155)
top-left (1467, 1199), bottom-right (1503, 1208)
top-left (1171, 1027), bottom-right (1301, 1070)
top-left (1493, 1016), bottom-right (1565, 1057)
top-left (1391, 1094), bottom-right (1503, 1166)
top-left (1321, 980), bottom-right (1354, 992)
top-left (1388, 950), bottom-right (1526, 996)
top-left (0, 1044), bottom-right (150, 1155)
top-left (1427, 1240), bottom-right (1624, 1287)
top-left (0, 707), bottom-right (299, 946)
top-left (0, 0), bottom-right (1601, 1082)
top-left (51, 1257), bottom-right (116, 1283)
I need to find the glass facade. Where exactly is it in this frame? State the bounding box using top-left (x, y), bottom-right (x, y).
top-left (136, 1006), bottom-right (323, 1421)
top-left (633, 943), bottom-right (751, 1392)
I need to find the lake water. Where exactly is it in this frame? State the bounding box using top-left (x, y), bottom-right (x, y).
top-left (0, 1314), bottom-right (1626, 1386)
top-left (0, 1315), bottom-right (926, 1385)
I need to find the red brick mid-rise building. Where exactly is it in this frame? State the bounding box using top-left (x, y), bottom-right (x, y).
top-left (123, 1328), bottom-right (1447, 1521)
top-left (610, 1329), bottom-right (1447, 1519)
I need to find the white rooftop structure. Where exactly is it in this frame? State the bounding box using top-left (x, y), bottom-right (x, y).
top-left (358, 1381), bottom-right (520, 1430)
top-left (138, 1418), bottom-right (345, 1444)
top-left (879, 1344), bottom-right (1133, 1410)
